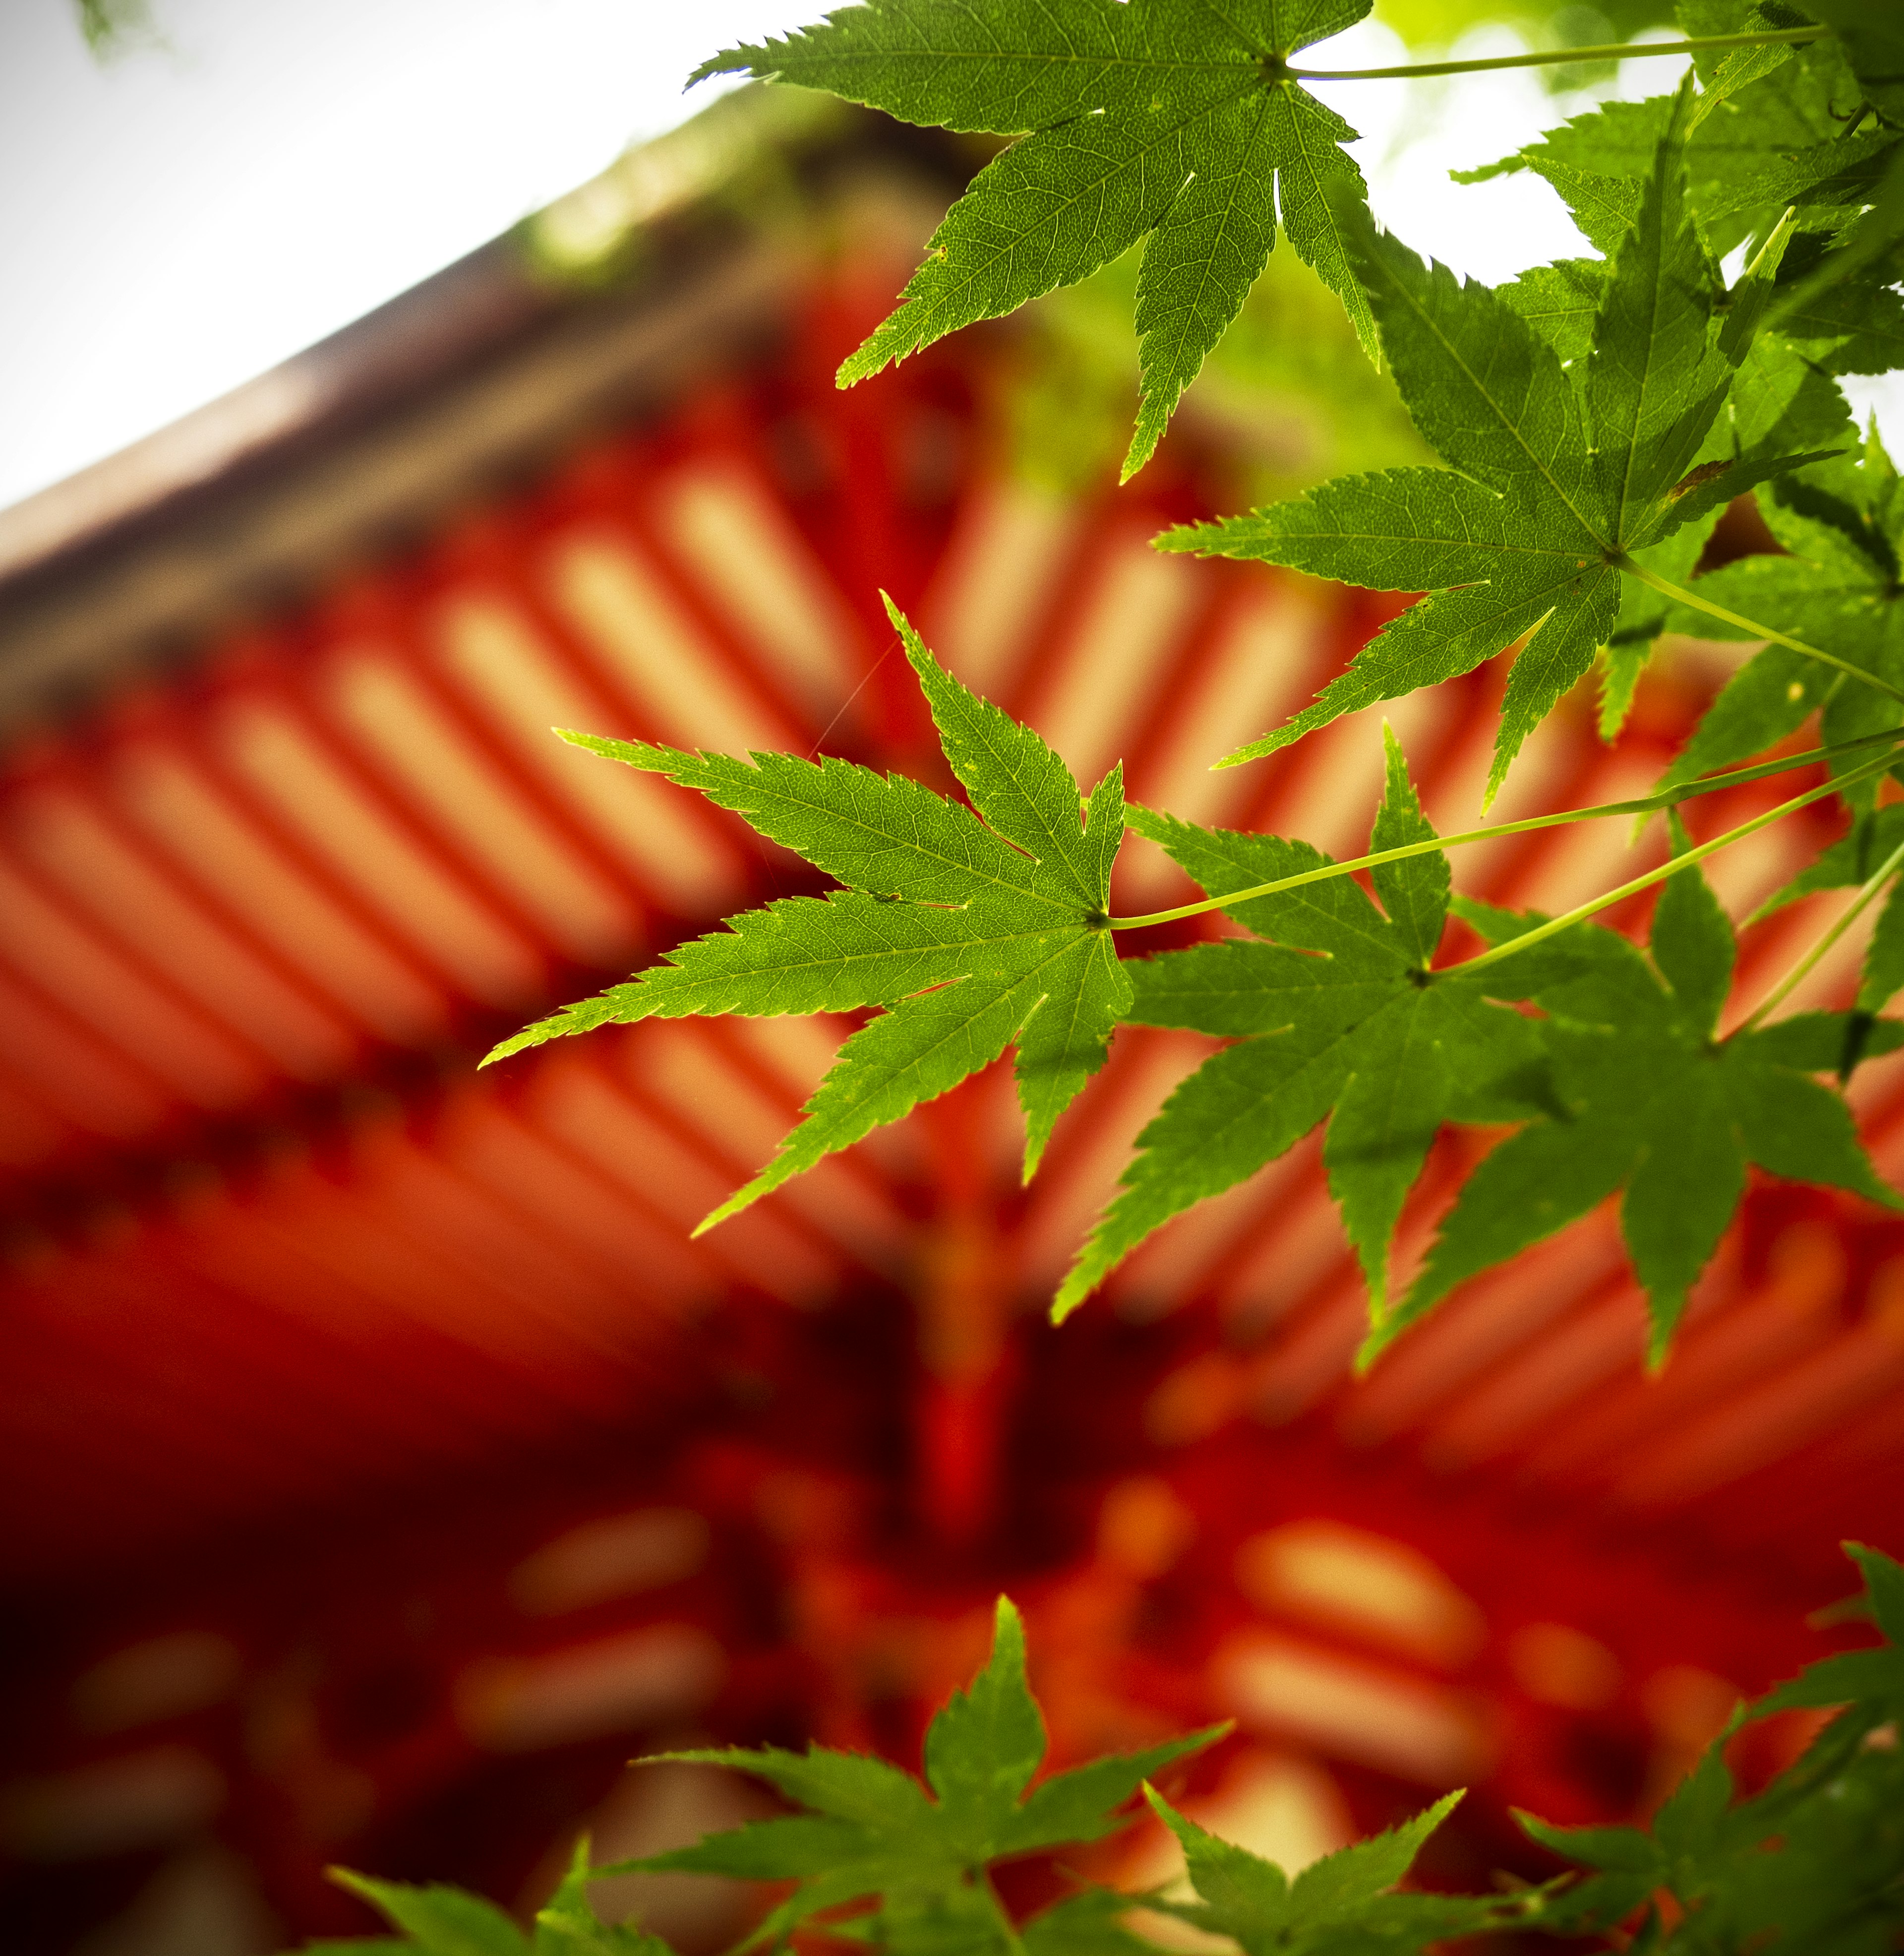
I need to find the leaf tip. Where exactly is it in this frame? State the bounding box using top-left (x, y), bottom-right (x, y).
top-left (685, 48), bottom-right (749, 88)
top-left (480, 1030), bottom-right (535, 1068)
top-left (693, 1187), bottom-right (758, 1237)
top-left (1214, 735), bottom-right (1276, 771)
top-left (836, 323), bottom-right (902, 390)
top-left (883, 594), bottom-right (932, 674)
top-left (1121, 412), bottom-right (1164, 486)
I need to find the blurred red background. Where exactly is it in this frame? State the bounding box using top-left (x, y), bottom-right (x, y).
top-left (0, 103), bottom-right (1899, 1955)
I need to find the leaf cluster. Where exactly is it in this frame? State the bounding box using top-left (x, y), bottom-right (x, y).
top-left (492, 594), bottom-right (1902, 1365)
top-left (296, 1548), bottom-right (1904, 1956)
top-left (1167, 72), bottom-right (1830, 800)
top-left (488, 1), bottom-right (1904, 1358)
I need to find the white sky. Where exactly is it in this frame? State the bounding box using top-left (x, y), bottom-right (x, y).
top-left (0, 1), bottom-right (1894, 514)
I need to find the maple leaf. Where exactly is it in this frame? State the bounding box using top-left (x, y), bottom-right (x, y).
top-left (1141, 1784), bottom-right (1535, 1954)
top-left (532, 1840), bottom-right (676, 1956)
top-left (1530, 1544), bottom-right (1904, 1949)
top-left (1679, 0), bottom-right (1814, 119)
top-left (299, 1838), bottom-right (669, 1956)
top-left (1460, 45), bottom-right (1899, 260)
top-left (1752, 1542), bottom-right (1904, 1719)
top-left (1652, 410), bottom-right (1904, 811)
top-left (1793, 1), bottom-right (1904, 132)
top-left (1465, 18), bottom-right (1904, 386)
top-left (1393, 848), bottom-right (1904, 1366)
top-left (692, 0), bottom-right (1383, 478)
top-left (485, 599), bottom-right (1128, 1222)
top-left (827, 1882), bottom-right (1160, 1956)
top-left (1055, 731), bottom-right (1555, 1330)
top-left (1161, 83), bottom-right (1809, 803)
top-left (607, 1598), bottom-right (1224, 1952)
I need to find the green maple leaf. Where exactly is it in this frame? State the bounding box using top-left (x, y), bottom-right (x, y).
top-left (533, 1840), bottom-right (676, 1956)
top-left (1395, 849), bottom-right (1904, 1366)
top-left (1795, 1), bottom-right (1904, 131)
top-left (692, 0), bottom-right (1383, 478)
top-left (312, 1874), bottom-right (522, 1956)
top-left (1055, 730), bottom-right (1554, 1335)
top-left (1517, 1740), bottom-right (1735, 1942)
top-left (608, 1598), bottom-right (1224, 1951)
top-left (291, 1840), bottom-right (668, 1956)
top-left (1776, 247), bottom-right (1904, 377)
top-left (1018, 1889), bottom-right (1163, 1956)
top-left (1462, 60), bottom-right (1898, 261)
top-left (1752, 1542), bottom-right (1904, 1719)
top-left (827, 1882), bottom-right (1160, 1956)
top-left (1530, 1544), bottom-right (1904, 1949)
top-left (1142, 1784), bottom-right (1533, 1954)
top-left (1161, 84), bottom-right (1808, 804)
top-left (485, 598), bottom-right (1129, 1220)
top-left (1653, 412), bottom-right (1904, 814)
top-left (1679, 1), bottom-right (1814, 119)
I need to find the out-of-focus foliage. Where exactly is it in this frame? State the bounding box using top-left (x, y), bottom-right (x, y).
top-left (72, 0), bottom-right (161, 60)
top-left (295, 1550), bottom-right (1904, 1956)
top-left (1526, 1541), bottom-right (1904, 1952)
top-left (599, 1599), bottom-right (1221, 1955)
top-left (1004, 243), bottom-right (1429, 501)
top-left (1377, 0), bottom-right (1679, 56)
top-left (520, 85), bottom-right (850, 287)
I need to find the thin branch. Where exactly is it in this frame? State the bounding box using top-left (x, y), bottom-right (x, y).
top-left (1739, 833), bottom-right (1904, 1033)
top-left (1287, 25), bottom-right (1823, 82)
top-left (1450, 750), bottom-right (1899, 984)
top-left (1617, 553), bottom-right (1904, 706)
top-left (1106, 730), bottom-right (1903, 934)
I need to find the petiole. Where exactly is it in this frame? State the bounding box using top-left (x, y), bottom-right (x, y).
top-left (1450, 748), bottom-right (1900, 984)
top-left (1287, 25), bottom-right (1824, 84)
top-left (1107, 731), bottom-right (1904, 934)
top-left (1739, 832), bottom-right (1904, 1032)
top-left (1617, 555), bottom-right (1904, 707)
